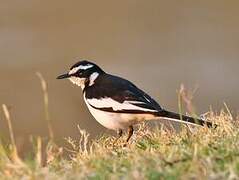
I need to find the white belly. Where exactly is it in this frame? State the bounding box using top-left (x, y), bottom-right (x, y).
top-left (83, 95), bottom-right (155, 130)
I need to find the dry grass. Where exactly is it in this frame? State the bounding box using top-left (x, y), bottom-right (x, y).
top-left (36, 72), bottom-right (54, 141)
top-left (0, 109), bottom-right (238, 180)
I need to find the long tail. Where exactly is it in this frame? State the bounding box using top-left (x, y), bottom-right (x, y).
top-left (156, 110), bottom-right (213, 128)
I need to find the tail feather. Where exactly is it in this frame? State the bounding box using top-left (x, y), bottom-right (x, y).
top-left (157, 110), bottom-right (213, 127)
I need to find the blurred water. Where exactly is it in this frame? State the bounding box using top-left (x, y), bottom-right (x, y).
top-left (0, 1), bottom-right (238, 149)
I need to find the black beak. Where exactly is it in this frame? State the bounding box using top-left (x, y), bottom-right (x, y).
top-left (57, 73), bottom-right (71, 79)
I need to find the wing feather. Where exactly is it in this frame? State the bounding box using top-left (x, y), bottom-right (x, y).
top-left (85, 74), bottom-right (162, 114)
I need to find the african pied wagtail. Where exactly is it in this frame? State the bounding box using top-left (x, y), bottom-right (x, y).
top-left (57, 60), bottom-right (212, 142)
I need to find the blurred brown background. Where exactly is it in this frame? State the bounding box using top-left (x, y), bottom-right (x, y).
top-left (0, 1), bottom-right (238, 145)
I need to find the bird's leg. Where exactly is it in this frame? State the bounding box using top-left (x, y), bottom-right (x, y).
top-left (113, 129), bottom-right (123, 145)
top-left (126, 125), bottom-right (134, 142)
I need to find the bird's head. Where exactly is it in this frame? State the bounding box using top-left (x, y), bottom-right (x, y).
top-left (57, 60), bottom-right (104, 89)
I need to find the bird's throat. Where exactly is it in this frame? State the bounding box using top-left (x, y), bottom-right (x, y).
top-left (69, 77), bottom-right (86, 89)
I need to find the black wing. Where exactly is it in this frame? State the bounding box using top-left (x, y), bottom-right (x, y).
top-left (85, 73), bottom-right (162, 113)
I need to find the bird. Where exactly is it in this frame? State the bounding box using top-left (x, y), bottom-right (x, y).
top-left (57, 60), bottom-right (213, 142)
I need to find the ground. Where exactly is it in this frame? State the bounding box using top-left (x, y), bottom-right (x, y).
top-left (0, 109), bottom-right (238, 180)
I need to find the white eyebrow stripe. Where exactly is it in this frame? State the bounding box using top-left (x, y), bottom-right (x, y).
top-left (79, 64), bottom-right (94, 70)
top-left (68, 64), bottom-right (94, 75)
top-left (69, 67), bottom-right (80, 75)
